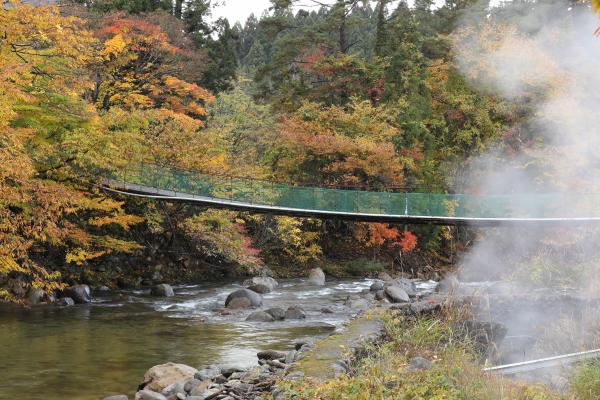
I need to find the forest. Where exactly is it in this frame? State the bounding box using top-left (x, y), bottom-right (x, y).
top-left (1, 0), bottom-right (598, 302)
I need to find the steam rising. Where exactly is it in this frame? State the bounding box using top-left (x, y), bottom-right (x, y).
top-left (453, 0), bottom-right (600, 382)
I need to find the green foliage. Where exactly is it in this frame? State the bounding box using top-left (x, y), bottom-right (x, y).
top-left (570, 360), bottom-right (600, 399)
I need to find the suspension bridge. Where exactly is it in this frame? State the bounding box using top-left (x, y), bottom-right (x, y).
top-left (101, 164), bottom-right (600, 226)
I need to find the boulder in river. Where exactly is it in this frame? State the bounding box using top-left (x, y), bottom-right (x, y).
top-left (345, 295), bottom-right (370, 310)
top-left (225, 289), bottom-right (262, 309)
top-left (375, 290), bottom-right (387, 301)
top-left (246, 310), bottom-right (275, 322)
top-left (394, 278), bottom-right (416, 297)
top-left (307, 267), bottom-right (325, 286)
top-left (370, 281), bottom-right (384, 292)
top-left (243, 276), bottom-right (278, 291)
top-left (247, 283), bottom-right (272, 294)
top-left (141, 362), bottom-right (198, 392)
top-left (134, 390), bottom-right (167, 400)
top-left (265, 307), bottom-right (286, 321)
top-left (150, 284), bottom-right (174, 297)
top-left (63, 284), bottom-right (92, 304)
top-left (285, 305), bottom-right (306, 319)
top-left (385, 285), bottom-right (410, 303)
top-left (57, 297), bottom-right (75, 306)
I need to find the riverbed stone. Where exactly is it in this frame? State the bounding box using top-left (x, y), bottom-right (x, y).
top-left (247, 283), bottom-right (271, 294)
top-left (265, 307), bottom-right (286, 321)
top-left (385, 285), bottom-right (410, 303)
top-left (345, 297), bottom-right (370, 310)
top-left (184, 379), bottom-right (202, 393)
top-left (370, 281), bottom-right (384, 292)
top-left (224, 289), bottom-right (262, 309)
top-left (321, 307), bottom-right (334, 313)
top-left (194, 365), bottom-right (221, 381)
top-left (394, 278), bottom-right (416, 297)
top-left (142, 362), bottom-right (198, 392)
top-left (257, 350), bottom-right (287, 360)
top-left (243, 276), bottom-right (278, 291)
top-left (307, 268), bottom-right (326, 285)
top-left (134, 390), bottom-right (167, 400)
top-left (63, 284), bottom-right (92, 304)
top-left (56, 297), bottom-right (75, 306)
top-left (285, 305), bottom-right (306, 319)
top-left (161, 381), bottom-right (185, 397)
top-left (103, 396), bottom-right (128, 400)
top-left (220, 366), bottom-right (246, 377)
top-left (246, 310), bottom-right (275, 322)
top-left (150, 284), bottom-right (174, 297)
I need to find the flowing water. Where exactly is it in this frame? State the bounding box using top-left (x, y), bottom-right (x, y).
top-left (0, 277), bottom-right (406, 400)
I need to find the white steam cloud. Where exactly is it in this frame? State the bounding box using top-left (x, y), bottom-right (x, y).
top-left (452, 0), bottom-right (600, 382)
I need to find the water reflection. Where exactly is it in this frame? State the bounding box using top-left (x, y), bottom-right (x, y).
top-left (0, 278), bottom-right (380, 400)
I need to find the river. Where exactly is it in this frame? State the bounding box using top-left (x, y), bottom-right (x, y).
top-left (0, 277), bottom-right (389, 400)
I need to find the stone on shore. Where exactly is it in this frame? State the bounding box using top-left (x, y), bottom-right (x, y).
top-left (285, 306), bottom-right (306, 319)
top-left (103, 396), bottom-right (128, 400)
top-left (246, 311), bottom-right (275, 322)
top-left (384, 285), bottom-right (410, 303)
top-left (134, 390), bottom-right (167, 400)
top-left (265, 307), bottom-right (286, 321)
top-left (150, 284), bottom-right (174, 297)
top-left (63, 284), bottom-right (92, 304)
top-left (257, 350), bottom-right (287, 360)
top-left (307, 268), bottom-right (326, 285)
top-left (194, 365), bottom-right (221, 381)
top-left (141, 362), bottom-right (198, 392)
top-left (224, 289), bottom-right (262, 309)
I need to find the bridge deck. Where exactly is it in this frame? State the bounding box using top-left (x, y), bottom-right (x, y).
top-left (102, 179), bottom-right (600, 226)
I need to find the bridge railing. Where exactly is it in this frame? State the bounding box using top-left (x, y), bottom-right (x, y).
top-left (108, 163), bottom-right (600, 219)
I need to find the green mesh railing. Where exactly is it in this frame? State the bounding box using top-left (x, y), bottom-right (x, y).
top-left (107, 164), bottom-right (600, 219)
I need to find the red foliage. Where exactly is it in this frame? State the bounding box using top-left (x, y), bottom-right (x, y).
top-left (398, 230), bottom-right (417, 253)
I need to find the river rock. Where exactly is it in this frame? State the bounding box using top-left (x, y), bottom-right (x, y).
top-left (188, 379), bottom-right (211, 396)
top-left (285, 350), bottom-right (297, 364)
top-left (394, 278), bottom-right (416, 296)
top-left (27, 287), bottom-right (46, 305)
top-left (345, 296), bottom-right (369, 310)
top-left (225, 289), bottom-right (262, 309)
top-left (188, 388), bottom-right (220, 400)
top-left (243, 276), bottom-right (278, 291)
top-left (161, 381), bottom-right (185, 397)
top-left (63, 284), bottom-right (92, 304)
top-left (377, 271), bottom-right (394, 281)
top-left (220, 366), bottom-right (246, 377)
top-left (247, 284), bottom-right (272, 294)
top-left (321, 307), bottom-right (334, 313)
top-left (265, 307), bottom-right (286, 321)
top-left (370, 281), bottom-right (384, 292)
top-left (375, 290), bottom-right (387, 301)
top-left (194, 365), bottom-right (221, 381)
top-left (57, 297), bottom-right (75, 306)
top-left (257, 350), bottom-right (287, 360)
top-left (142, 362), bottom-right (198, 392)
top-left (410, 300), bottom-right (441, 315)
top-left (385, 285), bottom-right (410, 303)
top-left (150, 284), bottom-right (174, 297)
top-left (103, 396), bottom-right (128, 400)
top-left (246, 311), bottom-right (275, 322)
top-left (285, 305), bottom-right (306, 319)
top-left (307, 268), bottom-right (325, 285)
top-left (134, 390), bottom-right (167, 400)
